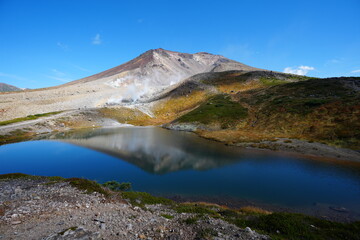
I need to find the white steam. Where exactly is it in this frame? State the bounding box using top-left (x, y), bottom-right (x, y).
top-left (105, 71), bottom-right (186, 105)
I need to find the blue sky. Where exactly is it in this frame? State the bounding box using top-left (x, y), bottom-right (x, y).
top-left (0, 0), bottom-right (359, 89)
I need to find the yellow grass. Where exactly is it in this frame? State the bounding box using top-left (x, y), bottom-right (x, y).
top-left (153, 90), bottom-right (211, 121)
top-left (216, 81), bottom-right (264, 94)
top-left (239, 206), bottom-right (272, 215)
top-left (98, 107), bottom-right (153, 126)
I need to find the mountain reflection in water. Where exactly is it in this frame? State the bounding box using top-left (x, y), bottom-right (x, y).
top-left (46, 127), bottom-right (261, 174)
top-left (2, 126), bottom-right (360, 221)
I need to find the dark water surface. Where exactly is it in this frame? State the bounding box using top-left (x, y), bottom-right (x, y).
top-left (1, 127), bottom-right (360, 219)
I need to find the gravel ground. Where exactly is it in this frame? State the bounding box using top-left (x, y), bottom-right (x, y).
top-left (0, 178), bottom-right (269, 240)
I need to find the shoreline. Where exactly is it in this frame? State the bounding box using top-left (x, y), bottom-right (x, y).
top-left (189, 129), bottom-right (360, 165)
top-left (1, 109), bottom-right (360, 166)
top-left (165, 194), bottom-right (360, 223)
top-left (1, 173), bottom-right (360, 240)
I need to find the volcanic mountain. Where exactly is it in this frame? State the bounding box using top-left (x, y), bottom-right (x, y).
top-left (1, 48), bottom-right (359, 158)
top-left (0, 48), bottom-right (261, 121)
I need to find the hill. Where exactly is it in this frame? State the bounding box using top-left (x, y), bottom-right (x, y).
top-left (164, 75), bottom-right (360, 150)
top-left (0, 83), bottom-right (22, 92)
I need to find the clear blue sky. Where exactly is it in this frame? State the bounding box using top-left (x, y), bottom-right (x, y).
top-left (1, 0), bottom-right (359, 89)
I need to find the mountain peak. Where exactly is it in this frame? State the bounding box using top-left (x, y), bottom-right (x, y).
top-left (66, 49), bottom-right (262, 94)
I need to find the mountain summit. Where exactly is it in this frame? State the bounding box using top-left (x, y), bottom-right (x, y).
top-left (71, 48), bottom-right (260, 85)
top-left (65, 48), bottom-right (261, 103)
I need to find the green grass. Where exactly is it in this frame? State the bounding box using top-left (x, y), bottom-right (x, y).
top-left (121, 191), bottom-right (174, 208)
top-left (173, 204), bottom-right (218, 215)
top-left (247, 212), bottom-right (360, 240)
top-left (196, 228), bottom-right (218, 239)
top-left (66, 178), bottom-right (110, 197)
top-left (102, 180), bottom-right (132, 191)
top-left (183, 216), bottom-right (199, 224)
top-left (178, 94), bottom-right (248, 128)
top-left (0, 173), bottom-right (38, 180)
top-left (259, 77), bottom-right (289, 86)
top-left (161, 214), bottom-right (174, 219)
top-left (0, 111), bottom-right (63, 126)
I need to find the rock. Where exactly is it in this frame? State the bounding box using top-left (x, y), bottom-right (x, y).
top-left (245, 226), bottom-right (255, 235)
top-left (126, 223), bottom-right (133, 230)
top-left (14, 187), bottom-right (22, 194)
top-left (11, 221), bottom-right (22, 225)
top-left (44, 227), bottom-right (100, 240)
top-left (100, 223), bottom-right (106, 230)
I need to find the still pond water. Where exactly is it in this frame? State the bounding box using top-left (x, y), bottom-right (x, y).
top-left (1, 127), bottom-right (360, 215)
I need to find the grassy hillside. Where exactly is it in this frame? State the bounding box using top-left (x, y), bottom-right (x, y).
top-left (169, 74), bottom-right (360, 150)
top-left (177, 94), bottom-right (248, 129)
top-left (95, 70), bottom-right (359, 150)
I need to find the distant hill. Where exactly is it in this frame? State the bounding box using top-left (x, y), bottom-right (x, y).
top-left (0, 83), bottom-right (22, 92)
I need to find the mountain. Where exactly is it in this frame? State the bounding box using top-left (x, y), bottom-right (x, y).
top-left (69, 48), bottom-right (260, 85)
top-left (0, 48), bottom-right (262, 121)
top-left (65, 48), bottom-right (262, 103)
top-left (0, 83), bottom-right (22, 92)
top-left (0, 48), bottom-right (359, 156)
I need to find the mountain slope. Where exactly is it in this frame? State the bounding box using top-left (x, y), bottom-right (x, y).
top-left (68, 48), bottom-right (260, 85)
top-left (0, 83), bottom-right (22, 92)
top-left (165, 76), bottom-right (360, 150)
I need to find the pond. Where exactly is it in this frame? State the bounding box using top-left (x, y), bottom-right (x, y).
top-left (1, 127), bottom-right (360, 220)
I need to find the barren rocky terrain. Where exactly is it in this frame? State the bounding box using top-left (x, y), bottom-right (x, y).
top-left (0, 175), bottom-right (269, 240)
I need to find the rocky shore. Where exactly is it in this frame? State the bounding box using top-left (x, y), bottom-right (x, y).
top-left (0, 174), bottom-right (268, 240)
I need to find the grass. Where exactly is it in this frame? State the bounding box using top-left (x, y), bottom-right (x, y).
top-left (161, 214), bottom-right (174, 219)
top-left (0, 173), bottom-right (38, 180)
top-left (153, 90), bottom-right (210, 122)
top-left (247, 212), bottom-right (360, 240)
top-left (0, 111), bottom-right (62, 126)
top-left (177, 94), bottom-right (248, 128)
top-left (183, 216), bottom-right (199, 224)
top-left (66, 178), bottom-right (110, 197)
top-left (259, 77), bottom-right (288, 86)
top-left (102, 180), bottom-right (132, 191)
top-left (120, 191), bottom-right (174, 208)
top-left (173, 203), bottom-right (218, 215)
top-left (196, 228), bottom-right (218, 239)
top-left (171, 202), bottom-right (360, 240)
top-left (98, 107), bottom-right (153, 126)
top-left (187, 77), bottom-right (360, 150)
